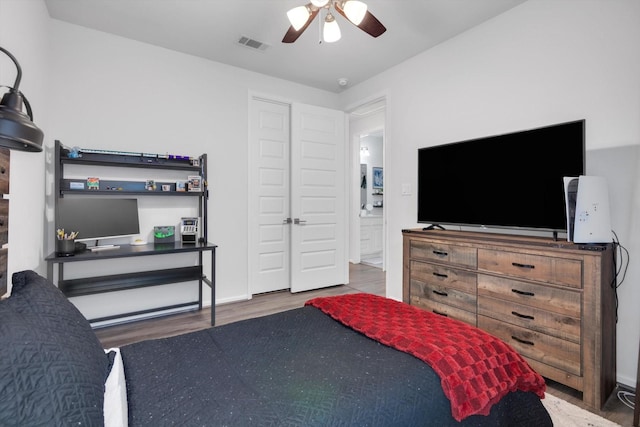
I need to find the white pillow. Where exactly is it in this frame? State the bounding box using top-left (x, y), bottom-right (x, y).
top-left (104, 348), bottom-right (128, 427)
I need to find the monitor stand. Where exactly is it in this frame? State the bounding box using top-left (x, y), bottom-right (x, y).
top-left (89, 245), bottom-right (120, 252)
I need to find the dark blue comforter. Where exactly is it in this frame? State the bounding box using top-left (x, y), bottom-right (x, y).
top-left (121, 306), bottom-right (552, 426)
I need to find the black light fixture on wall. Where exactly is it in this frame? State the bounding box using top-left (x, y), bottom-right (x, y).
top-left (0, 46), bottom-right (43, 152)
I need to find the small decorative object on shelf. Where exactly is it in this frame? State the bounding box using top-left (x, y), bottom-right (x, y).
top-left (145, 180), bottom-right (156, 191)
top-left (188, 175), bottom-right (202, 192)
top-left (87, 177), bottom-right (99, 190)
top-left (176, 180), bottom-right (187, 192)
top-left (153, 225), bottom-right (175, 243)
top-left (67, 146), bottom-right (81, 158)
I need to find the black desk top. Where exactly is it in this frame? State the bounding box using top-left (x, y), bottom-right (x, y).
top-left (45, 241), bottom-right (217, 263)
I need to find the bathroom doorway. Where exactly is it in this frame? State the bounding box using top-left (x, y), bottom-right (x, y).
top-left (359, 132), bottom-right (383, 268)
top-left (349, 98), bottom-right (385, 270)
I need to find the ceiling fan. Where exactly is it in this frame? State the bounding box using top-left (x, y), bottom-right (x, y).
top-left (283, 0), bottom-right (386, 44)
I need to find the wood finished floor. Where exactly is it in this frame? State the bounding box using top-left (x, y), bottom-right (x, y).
top-left (95, 263), bottom-right (635, 426)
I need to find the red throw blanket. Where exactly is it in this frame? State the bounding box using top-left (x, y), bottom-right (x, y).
top-left (306, 293), bottom-right (546, 421)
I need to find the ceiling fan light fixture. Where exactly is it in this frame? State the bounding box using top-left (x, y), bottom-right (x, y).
top-left (287, 5), bottom-right (311, 31)
top-left (323, 13), bottom-right (341, 43)
top-left (343, 0), bottom-right (368, 25)
top-left (283, 0), bottom-right (385, 44)
top-left (310, 0), bottom-right (329, 7)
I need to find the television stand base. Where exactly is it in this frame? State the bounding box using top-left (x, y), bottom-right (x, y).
top-left (423, 224), bottom-right (446, 231)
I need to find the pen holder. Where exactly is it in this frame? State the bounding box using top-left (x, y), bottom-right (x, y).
top-left (56, 239), bottom-right (76, 256)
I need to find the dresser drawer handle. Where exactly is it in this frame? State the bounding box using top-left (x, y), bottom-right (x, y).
top-left (432, 250), bottom-right (448, 257)
top-left (433, 309), bottom-right (448, 317)
top-left (432, 290), bottom-right (448, 297)
top-left (511, 336), bottom-right (535, 346)
top-left (512, 262), bottom-right (535, 269)
top-left (512, 289), bottom-right (535, 297)
top-left (511, 311), bottom-right (534, 320)
top-left (432, 272), bottom-right (448, 279)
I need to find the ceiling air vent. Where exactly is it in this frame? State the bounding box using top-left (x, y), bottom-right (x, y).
top-left (238, 36), bottom-right (269, 51)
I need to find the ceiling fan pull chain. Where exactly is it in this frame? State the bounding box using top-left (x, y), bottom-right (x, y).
top-left (318, 9), bottom-right (323, 44)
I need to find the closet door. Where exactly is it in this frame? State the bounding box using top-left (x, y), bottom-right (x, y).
top-left (249, 99), bottom-right (347, 295)
top-left (248, 98), bottom-right (291, 294)
top-left (290, 103), bottom-right (348, 292)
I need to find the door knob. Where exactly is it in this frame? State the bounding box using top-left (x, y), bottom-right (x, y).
top-left (293, 218), bottom-right (306, 225)
top-left (283, 218), bottom-right (292, 224)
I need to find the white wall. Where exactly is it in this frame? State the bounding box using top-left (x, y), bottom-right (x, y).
top-left (43, 20), bottom-right (341, 312)
top-left (340, 0), bottom-right (640, 386)
top-left (0, 0), bottom-right (50, 278)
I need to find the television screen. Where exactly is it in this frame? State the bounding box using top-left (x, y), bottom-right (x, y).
top-left (57, 198), bottom-right (140, 243)
top-left (417, 120), bottom-right (585, 232)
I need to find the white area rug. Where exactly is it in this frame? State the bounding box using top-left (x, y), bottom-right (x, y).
top-left (543, 393), bottom-right (621, 427)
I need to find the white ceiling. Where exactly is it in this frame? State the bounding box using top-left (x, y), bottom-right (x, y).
top-left (44, 0), bottom-right (526, 93)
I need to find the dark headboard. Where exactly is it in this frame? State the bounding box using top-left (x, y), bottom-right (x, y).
top-left (0, 148), bottom-right (9, 295)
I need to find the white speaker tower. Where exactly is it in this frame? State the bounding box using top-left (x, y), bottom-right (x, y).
top-left (563, 176), bottom-right (611, 244)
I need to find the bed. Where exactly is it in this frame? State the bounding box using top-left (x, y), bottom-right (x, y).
top-left (0, 270), bottom-right (553, 426)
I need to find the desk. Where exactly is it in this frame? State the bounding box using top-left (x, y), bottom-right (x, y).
top-left (46, 242), bottom-right (217, 326)
top-left (635, 339), bottom-right (640, 426)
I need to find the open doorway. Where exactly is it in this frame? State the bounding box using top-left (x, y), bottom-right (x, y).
top-left (348, 98), bottom-right (385, 270)
top-left (359, 131), bottom-right (383, 268)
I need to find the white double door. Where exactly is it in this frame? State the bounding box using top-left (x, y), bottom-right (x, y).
top-left (249, 97), bottom-right (348, 294)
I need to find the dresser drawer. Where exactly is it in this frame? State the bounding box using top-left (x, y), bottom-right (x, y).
top-left (410, 278), bottom-right (476, 313)
top-left (478, 274), bottom-right (580, 318)
top-left (478, 295), bottom-right (580, 343)
top-left (478, 249), bottom-right (582, 289)
top-left (410, 260), bottom-right (476, 294)
top-left (410, 240), bottom-right (476, 268)
top-left (411, 296), bottom-right (476, 326)
top-left (479, 315), bottom-right (580, 376)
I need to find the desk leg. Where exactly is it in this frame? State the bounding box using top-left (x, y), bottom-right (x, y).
top-left (198, 252), bottom-right (203, 310)
top-left (634, 338), bottom-right (640, 426)
top-left (211, 248), bottom-right (216, 326)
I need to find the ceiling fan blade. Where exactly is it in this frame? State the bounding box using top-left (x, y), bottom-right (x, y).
top-left (282, 8), bottom-right (320, 43)
top-left (358, 10), bottom-right (386, 38)
top-left (334, 3), bottom-right (386, 38)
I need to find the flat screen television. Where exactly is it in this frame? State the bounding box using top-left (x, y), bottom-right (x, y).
top-left (417, 120), bottom-right (585, 233)
top-left (57, 198), bottom-right (140, 244)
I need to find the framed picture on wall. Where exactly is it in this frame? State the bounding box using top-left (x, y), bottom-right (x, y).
top-left (372, 167), bottom-right (383, 189)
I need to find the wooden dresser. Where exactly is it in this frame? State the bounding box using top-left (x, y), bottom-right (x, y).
top-left (402, 229), bottom-right (616, 409)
